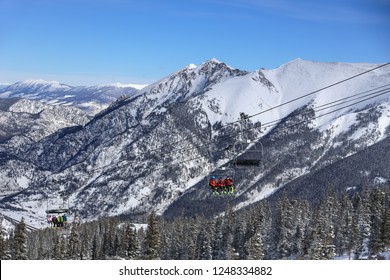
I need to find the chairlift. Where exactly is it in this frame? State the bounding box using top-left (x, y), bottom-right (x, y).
top-left (45, 197), bottom-right (71, 232)
top-left (207, 166), bottom-right (236, 196)
top-left (234, 140), bottom-right (263, 168)
top-left (45, 197), bottom-right (70, 214)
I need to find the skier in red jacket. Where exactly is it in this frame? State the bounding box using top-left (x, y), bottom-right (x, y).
top-left (209, 176), bottom-right (217, 194)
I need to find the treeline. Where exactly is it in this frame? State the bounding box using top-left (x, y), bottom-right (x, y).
top-left (1, 187), bottom-right (389, 260)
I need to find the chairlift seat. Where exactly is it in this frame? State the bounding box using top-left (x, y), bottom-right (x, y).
top-left (46, 209), bottom-right (69, 214)
top-left (235, 158), bottom-right (262, 166)
top-left (234, 140), bottom-right (263, 169)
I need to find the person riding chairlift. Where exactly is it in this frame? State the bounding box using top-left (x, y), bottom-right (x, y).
top-left (217, 177), bottom-right (225, 194)
top-left (224, 177), bottom-right (234, 194)
top-left (209, 176), bottom-right (217, 194)
top-left (52, 215), bottom-right (58, 227)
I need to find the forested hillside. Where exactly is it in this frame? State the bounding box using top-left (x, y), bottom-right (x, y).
top-left (1, 187), bottom-right (389, 260)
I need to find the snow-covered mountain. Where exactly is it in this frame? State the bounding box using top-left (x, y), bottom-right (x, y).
top-left (0, 97), bottom-right (89, 143)
top-left (0, 80), bottom-right (145, 115)
top-left (0, 58), bottom-right (389, 227)
top-left (0, 98), bottom-right (90, 197)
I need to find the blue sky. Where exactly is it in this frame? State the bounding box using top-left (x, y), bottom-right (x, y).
top-left (0, 0), bottom-right (389, 86)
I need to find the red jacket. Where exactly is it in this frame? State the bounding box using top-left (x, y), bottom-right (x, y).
top-left (209, 178), bottom-right (217, 187)
top-left (225, 178), bottom-right (233, 186)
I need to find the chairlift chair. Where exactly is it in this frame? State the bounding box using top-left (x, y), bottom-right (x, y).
top-left (45, 197), bottom-right (71, 232)
top-left (234, 140), bottom-right (263, 168)
top-left (207, 166), bottom-right (236, 196)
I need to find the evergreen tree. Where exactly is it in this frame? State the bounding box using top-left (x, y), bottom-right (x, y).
top-left (126, 224), bottom-right (140, 259)
top-left (349, 210), bottom-right (360, 259)
top-left (58, 236), bottom-right (67, 260)
top-left (101, 232), bottom-right (110, 259)
top-left (232, 220), bottom-right (245, 259)
top-left (170, 218), bottom-right (185, 260)
top-left (352, 190), bottom-right (371, 259)
top-left (335, 192), bottom-right (355, 258)
top-left (67, 212), bottom-right (81, 259)
top-left (113, 233), bottom-right (120, 258)
top-left (36, 235), bottom-right (46, 260)
top-left (320, 225), bottom-right (336, 259)
top-left (211, 218), bottom-right (224, 260)
top-left (80, 228), bottom-right (90, 260)
top-left (246, 229), bottom-right (263, 260)
top-left (7, 231), bottom-right (15, 259)
top-left (0, 223), bottom-right (5, 259)
top-left (144, 211), bottom-right (160, 259)
top-left (184, 218), bottom-right (198, 260)
top-left (52, 232), bottom-right (60, 259)
top-left (13, 218), bottom-right (28, 260)
top-left (313, 186), bottom-right (337, 259)
top-left (91, 234), bottom-right (100, 260)
top-left (273, 195), bottom-right (295, 259)
top-left (258, 201), bottom-right (273, 259)
top-left (294, 223), bottom-right (306, 259)
top-left (222, 206), bottom-right (235, 260)
top-left (2, 238), bottom-right (12, 260)
top-left (196, 223), bottom-right (212, 260)
top-left (383, 192), bottom-right (390, 251)
top-left (290, 199), bottom-right (308, 258)
top-left (138, 227), bottom-right (147, 257)
top-left (157, 221), bottom-right (171, 260)
top-left (307, 227), bottom-right (322, 260)
top-left (369, 188), bottom-right (386, 257)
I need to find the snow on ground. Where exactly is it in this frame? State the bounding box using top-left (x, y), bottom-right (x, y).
top-left (117, 222), bottom-right (148, 231)
top-left (265, 60), bottom-right (389, 129)
top-left (200, 72), bottom-right (280, 127)
top-left (16, 176), bottom-right (29, 189)
top-left (334, 251), bottom-right (390, 260)
top-left (376, 102), bottom-right (390, 141)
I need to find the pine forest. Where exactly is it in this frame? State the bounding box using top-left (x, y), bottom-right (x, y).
top-left (1, 187), bottom-right (389, 260)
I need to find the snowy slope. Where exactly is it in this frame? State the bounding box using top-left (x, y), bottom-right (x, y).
top-left (0, 58), bottom-right (389, 227)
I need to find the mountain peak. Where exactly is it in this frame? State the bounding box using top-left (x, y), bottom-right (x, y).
top-left (196, 58), bottom-right (235, 71)
top-left (207, 58), bottom-right (222, 64)
top-left (200, 58), bottom-right (224, 66)
top-left (10, 79), bottom-right (72, 91)
top-left (187, 63), bottom-right (197, 70)
top-left (23, 79), bottom-right (59, 85)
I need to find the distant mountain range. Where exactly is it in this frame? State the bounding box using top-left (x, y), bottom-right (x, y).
top-left (0, 79), bottom-right (146, 115)
top-left (0, 58), bottom-right (389, 227)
